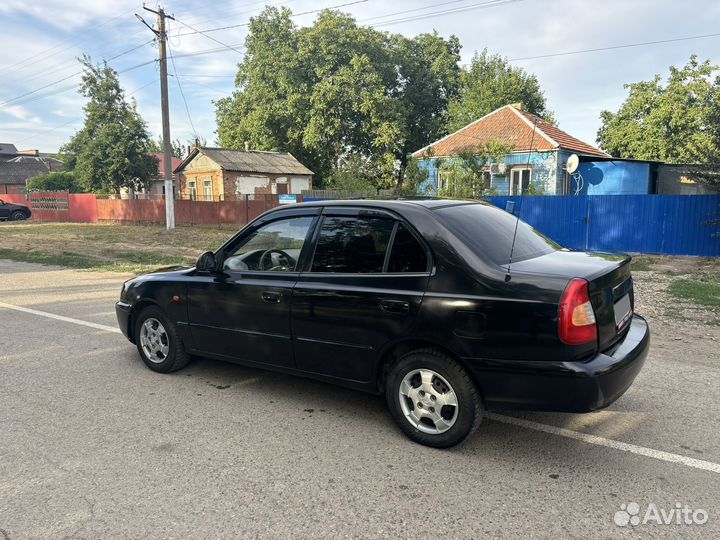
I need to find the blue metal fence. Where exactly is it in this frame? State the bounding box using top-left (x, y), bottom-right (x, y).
top-left (486, 195), bottom-right (719, 256)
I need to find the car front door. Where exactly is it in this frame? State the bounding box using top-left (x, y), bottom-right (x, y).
top-left (0, 200), bottom-right (10, 220)
top-left (291, 208), bottom-right (432, 383)
top-left (186, 209), bottom-right (319, 368)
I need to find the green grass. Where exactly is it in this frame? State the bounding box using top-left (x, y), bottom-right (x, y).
top-left (667, 273), bottom-right (720, 309)
top-left (630, 256), bottom-right (655, 271)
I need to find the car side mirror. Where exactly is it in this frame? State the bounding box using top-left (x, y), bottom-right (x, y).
top-left (196, 251), bottom-right (218, 272)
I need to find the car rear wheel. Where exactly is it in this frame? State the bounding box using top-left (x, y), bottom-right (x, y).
top-left (134, 306), bottom-right (191, 373)
top-left (10, 211), bottom-right (26, 221)
top-left (385, 349), bottom-right (483, 448)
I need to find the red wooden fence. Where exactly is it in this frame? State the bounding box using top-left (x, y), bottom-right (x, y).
top-left (3, 193), bottom-right (299, 225)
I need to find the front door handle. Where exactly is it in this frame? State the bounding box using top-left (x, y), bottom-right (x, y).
top-left (380, 299), bottom-right (410, 314)
top-left (262, 291), bottom-right (282, 303)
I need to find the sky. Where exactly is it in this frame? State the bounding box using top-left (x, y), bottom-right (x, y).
top-left (1, 0), bottom-right (720, 154)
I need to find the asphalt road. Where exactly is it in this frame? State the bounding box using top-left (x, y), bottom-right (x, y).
top-left (0, 259), bottom-right (718, 539)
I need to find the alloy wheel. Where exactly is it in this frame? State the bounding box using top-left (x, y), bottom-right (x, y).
top-left (398, 368), bottom-right (459, 434)
top-left (140, 317), bottom-right (170, 364)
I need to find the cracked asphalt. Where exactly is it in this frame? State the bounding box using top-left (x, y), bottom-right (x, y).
top-left (0, 259), bottom-right (719, 539)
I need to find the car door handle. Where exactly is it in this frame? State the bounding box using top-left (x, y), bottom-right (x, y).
top-left (261, 291), bottom-right (282, 303)
top-left (380, 299), bottom-right (410, 314)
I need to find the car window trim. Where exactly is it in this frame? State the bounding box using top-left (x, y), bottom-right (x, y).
top-left (218, 214), bottom-right (319, 275)
top-left (386, 221), bottom-right (432, 274)
top-left (305, 212), bottom-right (433, 276)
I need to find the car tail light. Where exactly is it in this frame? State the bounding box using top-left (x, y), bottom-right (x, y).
top-left (558, 278), bottom-right (598, 345)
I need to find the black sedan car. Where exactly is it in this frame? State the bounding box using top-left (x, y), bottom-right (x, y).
top-left (116, 200), bottom-right (649, 447)
top-left (0, 198), bottom-right (31, 221)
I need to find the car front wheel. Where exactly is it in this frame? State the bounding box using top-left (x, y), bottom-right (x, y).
top-left (11, 211), bottom-right (26, 221)
top-left (134, 306), bottom-right (191, 373)
top-left (385, 349), bottom-right (483, 448)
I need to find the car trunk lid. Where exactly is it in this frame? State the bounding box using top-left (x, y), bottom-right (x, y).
top-left (510, 250), bottom-right (634, 351)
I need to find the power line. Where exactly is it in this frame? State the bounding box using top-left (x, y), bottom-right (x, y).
top-left (0, 7), bottom-right (139, 74)
top-left (167, 44), bottom-right (198, 139)
top-left (359, 0), bottom-right (503, 24)
top-left (2, 59), bottom-right (158, 110)
top-left (9, 79), bottom-right (158, 146)
top-left (172, 17), bottom-right (245, 55)
top-left (0, 40), bottom-right (155, 109)
top-left (174, 0), bottom-right (369, 37)
top-left (508, 31), bottom-right (720, 62)
top-left (370, 0), bottom-right (524, 27)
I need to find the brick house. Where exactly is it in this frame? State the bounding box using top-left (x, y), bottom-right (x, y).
top-left (413, 104), bottom-right (610, 196)
top-left (174, 147), bottom-right (313, 201)
top-left (0, 145), bottom-right (63, 195)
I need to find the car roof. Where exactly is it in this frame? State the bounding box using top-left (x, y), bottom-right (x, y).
top-left (288, 198), bottom-right (484, 211)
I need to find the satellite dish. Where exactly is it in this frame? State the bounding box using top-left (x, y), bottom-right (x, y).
top-left (566, 154), bottom-right (580, 174)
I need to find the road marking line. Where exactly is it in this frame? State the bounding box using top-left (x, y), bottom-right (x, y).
top-left (2, 299), bottom-right (718, 474)
top-left (0, 301), bottom-right (122, 334)
top-left (487, 412), bottom-right (720, 474)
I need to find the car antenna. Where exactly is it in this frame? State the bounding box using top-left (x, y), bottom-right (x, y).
top-left (505, 115), bottom-right (539, 283)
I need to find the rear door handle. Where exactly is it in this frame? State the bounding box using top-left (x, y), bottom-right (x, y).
top-left (262, 291), bottom-right (282, 303)
top-left (380, 299), bottom-right (410, 314)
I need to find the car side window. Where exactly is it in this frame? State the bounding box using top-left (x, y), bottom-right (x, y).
top-left (311, 216), bottom-right (395, 273)
top-left (223, 216), bottom-right (313, 272)
top-left (387, 223), bottom-right (429, 273)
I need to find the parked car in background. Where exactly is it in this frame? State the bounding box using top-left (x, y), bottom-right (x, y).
top-left (116, 200), bottom-right (650, 448)
top-left (0, 199), bottom-right (31, 221)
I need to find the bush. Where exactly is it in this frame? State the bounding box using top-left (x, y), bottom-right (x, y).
top-left (26, 171), bottom-right (84, 193)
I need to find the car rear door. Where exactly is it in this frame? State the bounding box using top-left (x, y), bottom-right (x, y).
top-left (186, 209), bottom-right (319, 369)
top-left (291, 207), bottom-right (431, 383)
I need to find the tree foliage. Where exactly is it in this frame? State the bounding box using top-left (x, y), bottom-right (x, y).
top-left (148, 137), bottom-right (186, 159)
top-left (26, 171), bottom-right (83, 192)
top-left (436, 140), bottom-right (513, 198)
top-left (597, 55), bottom-right (720, 168)
top-left (215, 7), bottom-right (461, 188)
top-left (61, 57), bottom-right (157, 193)
top-left (445, 49), bottom-right (553, 132)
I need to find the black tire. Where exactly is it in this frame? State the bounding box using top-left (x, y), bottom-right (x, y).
top-left (385, 348), bottom-right (483, 448)
top-left (11, 211), bottom-right (26, 221)
top-left (134, 305), bottom-right (192, 373)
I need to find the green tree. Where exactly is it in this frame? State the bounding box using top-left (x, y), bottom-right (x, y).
top-left (437, 140), bottom-right (512, 198)
top-left (597, 55), bottom-right (720, 168)
top-left (26, 171), bottom-right (83, 192)
top-left (148, 137), bottom-right (185, 159)
top-left (446, 49), bottom-right (553, 132)
top-left (326, 155), bottom-right (378, 193)
top-left (392, 32), bottom-right (461, 188)
top-left (215, 7), bottom-right (461, 189)
top-left (396, 156), bottom-right (428, 196)
top-left (61, 56), bottom-right (157, 193)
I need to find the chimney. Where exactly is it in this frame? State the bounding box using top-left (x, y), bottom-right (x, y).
top-left (244, 141), bottom-right (250, 152)
top-left (511, 102), bottom-right (525, 111)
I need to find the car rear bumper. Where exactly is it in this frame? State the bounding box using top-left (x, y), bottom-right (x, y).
top-left (470, 314), bottom-right (650, 412)
top-left (116, 301), bottom-right (133, 341)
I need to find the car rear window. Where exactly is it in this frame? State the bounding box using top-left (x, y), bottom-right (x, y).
top-left (434, 203), bottom-right (560, 265)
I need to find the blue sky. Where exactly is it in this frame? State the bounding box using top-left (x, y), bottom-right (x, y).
top-left (1, 0), bottom-right (719, 154)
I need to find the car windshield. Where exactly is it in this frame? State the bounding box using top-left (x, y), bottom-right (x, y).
top-left (434, 203), bottom-right (561, 266)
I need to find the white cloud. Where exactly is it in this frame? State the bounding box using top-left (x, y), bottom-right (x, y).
top-left (2, 0), bottom-right (720, 151)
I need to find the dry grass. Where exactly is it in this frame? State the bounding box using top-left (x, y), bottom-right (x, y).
top-left (0, 222), bottom-right (238, 274)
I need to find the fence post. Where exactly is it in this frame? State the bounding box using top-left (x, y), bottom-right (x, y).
top-left (245, 194), bottom-right (249, 224)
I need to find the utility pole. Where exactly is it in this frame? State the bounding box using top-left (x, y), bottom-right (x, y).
top-left (137, 5), bottom-right (175, 229)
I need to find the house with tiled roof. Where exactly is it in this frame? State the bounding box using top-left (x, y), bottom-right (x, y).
top-left (412, 103), bottom-right (611, 196)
